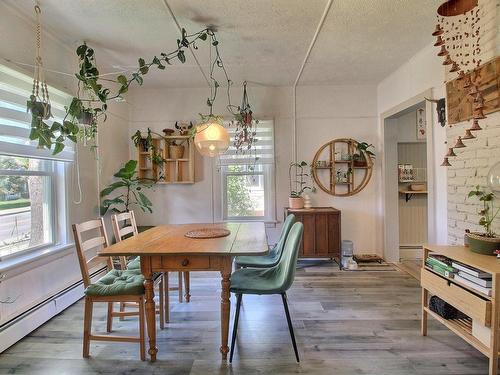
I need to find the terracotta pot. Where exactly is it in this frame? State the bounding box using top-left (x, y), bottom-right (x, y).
top-left (169, 145), bottom-right (185, 159)
top-left (466, 232), bottom-right (500, 256)
top-left (289, 197), bottom-right (304, 209)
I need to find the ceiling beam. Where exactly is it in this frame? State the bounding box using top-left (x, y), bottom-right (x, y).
top-left (160, 0), bottom-right (211, 88)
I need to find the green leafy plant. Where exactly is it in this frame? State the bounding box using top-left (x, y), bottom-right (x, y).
top-left (289, 161), bottom-right (315, 197)
top-left (468, 185), bottom-right (500, 237)
top-left (100, 160), bottom-right (153, 215)
top-left (28, 27), bottom-right (219, 155)
top-left (354, 141), bottom-right (375, 163)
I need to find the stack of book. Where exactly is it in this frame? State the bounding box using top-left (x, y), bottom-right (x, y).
top-left (452, 261), bottom-right (492, 297)
top-left (425, 255), bottom-right (456, 278)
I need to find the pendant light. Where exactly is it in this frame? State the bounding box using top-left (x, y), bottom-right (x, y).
top-left (469, 119), bottom-right (482, 131)
top-left (441, 157), bottom-right (452, 167)
top-left (194, 115), bottom-right (230, 157)
top-left (463, 129), bottom-right (476, 140)
top-left (445, 147), bottom-right (457, 157)
top-left (454, 136), bottom-right (466, 148)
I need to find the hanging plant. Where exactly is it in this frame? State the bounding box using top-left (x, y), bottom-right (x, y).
top-left (27, 24), bottom-right (219, 155)
top-left (230, 81), bottom-right (259, 154)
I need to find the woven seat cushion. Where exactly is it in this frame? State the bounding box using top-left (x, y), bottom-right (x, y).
top-left (85, 269), bottom-right (145, 296)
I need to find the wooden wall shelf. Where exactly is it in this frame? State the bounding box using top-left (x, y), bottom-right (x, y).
top-left (136, 134), bottom-right (195, 184)
top-left (311, 138), bottom-right (373, 197)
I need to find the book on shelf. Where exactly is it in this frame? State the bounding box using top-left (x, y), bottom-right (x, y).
top-left (451, 261), bottom-right (491, 279)
top-left (425, 261), bottom-right (454, 278)
top-left (457, 271), bottom-right (492, 288)
top-left (426, 255), bottom-right (455, 273)
top-left (454, 275), bottom-right (492, 296)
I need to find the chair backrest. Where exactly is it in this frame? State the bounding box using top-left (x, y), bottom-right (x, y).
top-left (111, 211), bottom-right (138, 269)
top-left (272, 214), bottom-right (296, 259)
top-left (273, 222), bottom-right (304, 292)
top-left (72, 218), bottom-right (112, 288)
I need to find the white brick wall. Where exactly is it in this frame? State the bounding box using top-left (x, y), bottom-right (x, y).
top-left (446, 0), bottom-right (500, 244)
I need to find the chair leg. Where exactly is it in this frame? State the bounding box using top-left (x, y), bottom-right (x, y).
top-left (138, 297), bottom-right (146, 361)
top-left (178, 271), bottom-right (183, 303)
top-left (281, 293), bottom-right (299, 362)
top-left (183, 272), bottom-right (191, 302)
top-left (83, 297), bottom-right (93, 358)
top-left (106, 302), bottom-right (113, 333)
top-left (164, 272), bottom-right (170, 323)
top-left (119, 302), bottom-right (125, 321)
top-left (229, 293), bottom-right (242, 363)
top-left (159, 276), bottom-right (165, 330)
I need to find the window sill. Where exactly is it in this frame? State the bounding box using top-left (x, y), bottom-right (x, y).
top-left (0, 243), bottom-right (74, 274)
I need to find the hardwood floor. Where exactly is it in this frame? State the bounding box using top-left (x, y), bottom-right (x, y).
top-left (0, 261), bottom-right (490, 374)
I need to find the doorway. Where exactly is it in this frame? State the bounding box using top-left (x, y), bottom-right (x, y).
top-left (381, 90), bottom-right (435, 263)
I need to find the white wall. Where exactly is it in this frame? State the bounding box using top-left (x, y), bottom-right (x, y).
top-left (128, 84), bottom-right (382, 254)
top-left (0, 2), bottom-right (130, 351)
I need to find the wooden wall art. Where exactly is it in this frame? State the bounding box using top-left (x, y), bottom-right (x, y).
top-left (446, 56), bottom-right (500, 125)
top-left (311, 138), bottom-right (373, 197)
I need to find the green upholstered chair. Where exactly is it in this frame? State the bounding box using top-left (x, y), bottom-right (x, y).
top-left (229, 221), bottom-right (304, 363)
top-left (234, 214), bottom-right (296, 269)
top-left (72, 218), bottom-right (147, 360)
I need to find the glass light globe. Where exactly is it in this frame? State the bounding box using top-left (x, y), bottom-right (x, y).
top-left (194, 118), bottom-right (230, 157)
top-left (487, 161), bottom-right (500, 192)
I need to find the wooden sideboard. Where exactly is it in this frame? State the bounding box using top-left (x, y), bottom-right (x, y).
top-left (284, 207), bottom-right (341, 266)
top-left (421, 245), bottom-right (500, 375)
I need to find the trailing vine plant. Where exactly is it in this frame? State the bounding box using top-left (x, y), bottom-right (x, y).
top-left (27, 27), bottom-right (220, 155)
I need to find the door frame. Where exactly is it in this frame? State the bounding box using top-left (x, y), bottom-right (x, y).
top-left (380, 89), bottom-right (435, 262)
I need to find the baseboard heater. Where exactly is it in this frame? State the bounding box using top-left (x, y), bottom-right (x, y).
top-left (0, 267), bottom-right (106, 353)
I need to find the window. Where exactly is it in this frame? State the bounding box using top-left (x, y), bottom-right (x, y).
top-left (220, 120), bottom-right (275, 221)
top-left (0, 64), bottom-right (72, 259)
top-left (0, 156), bottom-right (55, 258)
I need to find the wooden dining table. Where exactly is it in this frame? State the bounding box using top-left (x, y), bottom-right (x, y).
top-left (98, 222), bottom-right (268, 361)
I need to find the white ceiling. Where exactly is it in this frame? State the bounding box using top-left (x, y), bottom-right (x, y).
top-left (3, 0), bottom-right (442, 88)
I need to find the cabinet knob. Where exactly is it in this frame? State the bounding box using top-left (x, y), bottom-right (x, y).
top-left (181, 259), bottom-right (189, 267)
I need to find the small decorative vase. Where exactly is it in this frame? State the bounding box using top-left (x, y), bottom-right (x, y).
top-left (289, 197), bottom-right (304, 209)
top-left (466, 232), bottom-right (500, 256)
top-left (169, 145), bottom-right (185, 159)
top-left (303, 194), bottom-right (312, 209)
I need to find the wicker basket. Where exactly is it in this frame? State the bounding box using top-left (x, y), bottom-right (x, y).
top-left (169, 145), bottom-right (185, 159)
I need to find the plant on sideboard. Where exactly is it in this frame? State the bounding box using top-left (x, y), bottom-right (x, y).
top-left (100, 160), bottom-right (153, 215)
top-left (288, 161), bottom-right (315, 209)
top-left (466, 185), bottom-right (500, 255)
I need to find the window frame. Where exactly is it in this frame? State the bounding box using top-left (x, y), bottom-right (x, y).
top-left (221, 163), bottom-right (276, 223)
top-left (0, 156), bottom-right (60, 260)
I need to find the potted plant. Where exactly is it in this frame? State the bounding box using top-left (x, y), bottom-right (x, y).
top-left (100, 159), bottom-right (154, 215)
top-left (169, 140), bottom-right (185, 159)
top-left (353, 141), bottom-right (375, 167)
top-left (466, 185), bottom-right (500, 255)
top-left (288, 161), bottom-right (315, 209)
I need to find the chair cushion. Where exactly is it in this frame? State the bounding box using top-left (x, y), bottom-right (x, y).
top-left (85, 269), bottom-right (145, 297)
top-left (235, 245), bottom-right (278, 268)
top-left (127, 257), bottom-right (141, 270)
top-left (230, 267), bottom-right (283, 295)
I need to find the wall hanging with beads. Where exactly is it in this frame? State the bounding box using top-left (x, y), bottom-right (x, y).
top-left (431, 0), bottom-right (498, 167)
top-left (311, 138), bottom-right (374, 197)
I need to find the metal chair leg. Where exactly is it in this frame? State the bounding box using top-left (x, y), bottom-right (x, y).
top-left (281, 292), bottom-right (299, 362)
top-left (229, 293), bottom-right (242, 363)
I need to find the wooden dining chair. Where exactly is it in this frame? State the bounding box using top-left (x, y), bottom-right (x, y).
top-left (72, 218), bottom-right (146, 360)
top-left (111, 211), bottom-right (190, 325)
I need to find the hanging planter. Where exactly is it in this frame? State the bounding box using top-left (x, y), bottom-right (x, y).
top-left (78, 110), bottom-right (94, 125)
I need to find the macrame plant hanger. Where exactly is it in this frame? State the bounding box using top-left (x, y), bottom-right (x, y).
top-left (32, 4), bottom-right (52, 120)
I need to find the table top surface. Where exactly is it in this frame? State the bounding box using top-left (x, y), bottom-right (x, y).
top-left (99, 222), bottom-right (268, 257)
top-left (425, 244), bottom-right (500, 274)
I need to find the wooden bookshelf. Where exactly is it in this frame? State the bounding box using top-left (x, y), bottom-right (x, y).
top-left (136, 134), bottom-right (194, 184)
top-left (422, 245), bottom-right (500, 375)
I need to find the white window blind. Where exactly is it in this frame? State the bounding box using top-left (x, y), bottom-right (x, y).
top-left (0, 64), bottom-right (74, 162)
top-left (219, 120), bottom-right (274, 166)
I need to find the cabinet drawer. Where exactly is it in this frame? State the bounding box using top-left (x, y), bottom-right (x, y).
top-left (162, 255), bottom-right (210, 270)
top-left (421, 268), bottom-right (491, 327)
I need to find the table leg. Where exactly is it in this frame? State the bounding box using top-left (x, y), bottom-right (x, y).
top-left (489, 273), bottom-right (500, 375)
top-left (220, 257), bottom-right (232, 360)
top-left (184, 272), bottom-right (191, 302)
top-left (141, 256), bottom-right (158, 361)
top-left (421, 249), bottom-right (428, 337)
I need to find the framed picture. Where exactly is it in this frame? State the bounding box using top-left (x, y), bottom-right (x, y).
top-left (416, 108), bottom-right (426, 140)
